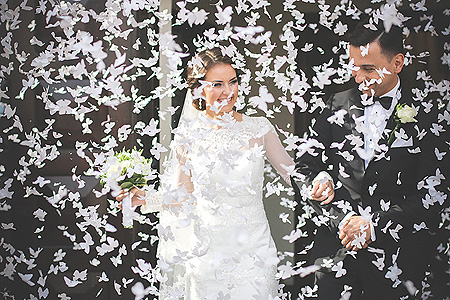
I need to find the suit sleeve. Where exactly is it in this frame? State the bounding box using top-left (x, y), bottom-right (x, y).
top-left (291, 94), bottom-right (350, 233)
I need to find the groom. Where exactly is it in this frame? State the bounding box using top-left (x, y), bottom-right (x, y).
top-left (292, 18), bottom-right (449, 299)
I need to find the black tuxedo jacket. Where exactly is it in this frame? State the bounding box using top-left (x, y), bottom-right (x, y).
top-left (292, 86), bottom-right (449, 286)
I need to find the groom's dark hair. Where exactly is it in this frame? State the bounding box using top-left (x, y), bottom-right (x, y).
top-left (347, 17), bottom-right (404, 59)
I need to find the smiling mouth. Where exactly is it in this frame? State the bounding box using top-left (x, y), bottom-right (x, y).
top-left (218, 97), bottom-right (233, 105)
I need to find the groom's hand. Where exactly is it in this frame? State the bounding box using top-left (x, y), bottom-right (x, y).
top-left (311, 179), bottom-right (335, 204)
top-left (339, 216), bottom-right (372, 250)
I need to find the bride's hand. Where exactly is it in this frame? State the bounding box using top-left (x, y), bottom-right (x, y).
top-left (115, 188), bottom-right (146, 209)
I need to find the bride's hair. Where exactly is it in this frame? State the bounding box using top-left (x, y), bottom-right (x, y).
top-left (186, 48), bottom-right (237, 111)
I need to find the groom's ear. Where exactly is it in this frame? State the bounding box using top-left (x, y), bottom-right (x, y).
top-left (392, 53), bottom-right (405, 74)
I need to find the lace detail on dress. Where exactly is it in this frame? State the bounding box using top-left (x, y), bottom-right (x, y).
top-left (153, 114), bottom-right (292, 299)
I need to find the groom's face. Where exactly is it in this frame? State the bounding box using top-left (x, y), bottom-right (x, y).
top-left (349, 41), bottom-right (404, 97)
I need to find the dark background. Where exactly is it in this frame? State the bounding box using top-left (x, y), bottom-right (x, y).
top-left (0, 0), bottom-right (448, 299)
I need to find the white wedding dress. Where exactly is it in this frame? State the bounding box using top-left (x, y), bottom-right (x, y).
top-left (142, 113), bottom-right (294, 300)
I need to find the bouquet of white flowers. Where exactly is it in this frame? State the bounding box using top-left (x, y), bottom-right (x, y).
top-left (98, 148), bottom-right (156, 228)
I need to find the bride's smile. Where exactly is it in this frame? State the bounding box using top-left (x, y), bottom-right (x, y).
top-left (201, 63), bottom-right (239, 118)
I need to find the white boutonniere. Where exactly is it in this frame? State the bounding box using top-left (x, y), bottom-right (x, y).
top-left (388, 103), bottom-right (418, 145)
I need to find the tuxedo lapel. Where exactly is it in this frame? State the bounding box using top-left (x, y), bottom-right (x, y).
top-left (365, 87), bottom-right (413, 171)
top-left (348, 90), bottom-right (365, 137)
top-left (346, 89), bottom-right (366, 179)
top-left (379, 109), bottom-right (397, 147)
top-left (378, 87), bottom-right (413, 149)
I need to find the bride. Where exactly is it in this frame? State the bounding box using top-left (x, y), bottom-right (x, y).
top-left (116, 48), bottom-right (295, 299)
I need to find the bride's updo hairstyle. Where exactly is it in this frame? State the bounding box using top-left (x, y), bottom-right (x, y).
top-left (186, 48), bottom-right (237, 111)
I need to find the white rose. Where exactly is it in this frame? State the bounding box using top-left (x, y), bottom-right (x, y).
top-left (396, 105), bottom-right (417, 123)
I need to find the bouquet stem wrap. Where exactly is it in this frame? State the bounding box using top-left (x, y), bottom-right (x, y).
top-left (122, 193), bottom-right (136, 228)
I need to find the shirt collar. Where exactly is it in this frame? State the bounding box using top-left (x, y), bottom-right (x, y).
top-left (380, 76), bottom-right (400, 98)
top-left (379, 76), bottom-right (400, 112)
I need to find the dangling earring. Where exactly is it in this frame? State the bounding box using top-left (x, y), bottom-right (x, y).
top-left (199, 99), bottom-right (203, 110)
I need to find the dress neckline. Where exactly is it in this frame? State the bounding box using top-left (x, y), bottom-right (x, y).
top-left (198, 112), bottom-right (246, 130)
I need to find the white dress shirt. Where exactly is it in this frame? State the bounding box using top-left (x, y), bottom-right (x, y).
top-left (362, 79), bottom-right (400, 168)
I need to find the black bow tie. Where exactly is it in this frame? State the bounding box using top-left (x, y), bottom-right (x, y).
top-left (374, 96), bottom-right (392, 110)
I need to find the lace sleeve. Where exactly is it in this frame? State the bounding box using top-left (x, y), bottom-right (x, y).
top-left (140, 187), bottom-right (163, 214)
top-left (140, 145), bottom-right (193, 214)
top-left (263, 120), bottom-right (295, 186)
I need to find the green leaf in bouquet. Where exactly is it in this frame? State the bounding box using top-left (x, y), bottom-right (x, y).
top-left (98, 147), bottom-right (153, 190)
top-left (120, 181), bottom-right (135, 189)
